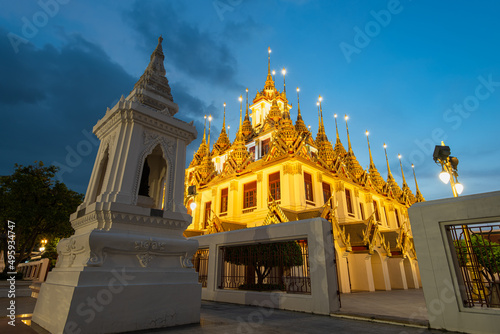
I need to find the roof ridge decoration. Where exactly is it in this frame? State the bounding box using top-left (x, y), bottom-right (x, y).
top-left (127, 36), bottom-right (176, 114)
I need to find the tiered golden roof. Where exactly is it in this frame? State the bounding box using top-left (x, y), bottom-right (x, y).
top-left (186, 47), bottom-right (424, 205)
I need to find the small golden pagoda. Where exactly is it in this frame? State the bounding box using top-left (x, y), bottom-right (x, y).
top-left (185, 48), bottom-right (424, 293)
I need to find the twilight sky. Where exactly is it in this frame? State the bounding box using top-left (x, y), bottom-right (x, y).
top-left (1, 0), bottom-right (500, 201)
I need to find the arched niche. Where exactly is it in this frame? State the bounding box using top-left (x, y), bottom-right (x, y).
top-left (137, 144), bottom-right (168, 209)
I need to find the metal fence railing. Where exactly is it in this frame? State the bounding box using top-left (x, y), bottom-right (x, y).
top-left (218, 239), bottom-right (311, 294)
top-left (447, 223), bottom-right (500, 308)
top-left (192, 248), bottom-right (209, 287)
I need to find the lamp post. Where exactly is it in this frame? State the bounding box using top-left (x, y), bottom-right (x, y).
top-left (434, 142), bottom-right (478, 290)
top-left (433, 141), bottom-right (463, 197)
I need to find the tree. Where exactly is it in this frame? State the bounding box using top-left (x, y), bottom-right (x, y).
top-left (456, 234), bottom-right (500, 282)
top-left (0, 162), bottom-right (83, 274)
top-left (224, 241), bottom-right (304, 286)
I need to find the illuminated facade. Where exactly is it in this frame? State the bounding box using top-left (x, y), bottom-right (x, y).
top-left (185, 49), bottom-right (425, 293)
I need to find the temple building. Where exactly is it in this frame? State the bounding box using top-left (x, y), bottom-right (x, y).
top-left (185, 48), bottom-right (425, 293)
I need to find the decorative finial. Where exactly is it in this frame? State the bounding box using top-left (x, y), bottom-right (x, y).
top-left (366, 130), bottom-right (375, 168)
top-left (223, 102), bottom-right (226, 130)
top-left (158, 35), bottom-right (163, 45)
top-left (282, 67), bottom-right (287, 94)
top-left (272, 70), bottom-right (276, 82)
top-left (227, 125), bottom-right (230, 138)
top-left (412, 164), bottom-right (425, 201)
top-left (384, 143), bottom-right (392, 177)
top-left (345, 114), bottom-right (352, 153)
top-left (334, 114), bottom-right (340, 141)
top-left (296, 87), bottom-right (302, 116)
top-left (268, 47), bottom-right (271, 75)
top-left (398, 154), bottom-right (408, 186)
top-left (202, 115), bottom-right (207, 144)
top-left (208, 115), bottom-right (212, 151)
top-left (239, 95), bottom-right (243, 130)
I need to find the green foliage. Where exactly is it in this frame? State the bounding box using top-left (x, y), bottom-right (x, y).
top-left (224, 241), bottom-right (304, 284)
top-left (41, 238), bottom-right (61, 269)
top-left (0, 162), bottom-right (83, 273)
top-left (456, 234), bottom-right (500, 279)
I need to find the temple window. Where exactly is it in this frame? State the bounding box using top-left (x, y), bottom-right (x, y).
top-left (204, 202), bottom-right (211, 229)
top-left (359, 202), bottom-right (365, 220)
top-left (268, 172), bottom-right (281, 202)
top-left (243, 181), bottom-right (257, 209)
top-left (261, 138), bottom-right (270, 157)
top-left (220, 188), bottom-right (228, 215)
top-left (137, 145), bottom-right (168, 209)
top-left (304, 172), bottom-right (314, 203)
top-left (395, 208), bottom-right (401, 228)
top-left (373, 200), bottom-right (380, 222)
top-left (345, 188), bottom-right (354, 216)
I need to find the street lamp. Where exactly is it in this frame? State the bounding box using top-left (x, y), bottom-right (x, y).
top-left (433, 142), bottom-right (463, 196)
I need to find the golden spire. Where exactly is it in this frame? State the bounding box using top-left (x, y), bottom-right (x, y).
top-left (282, 67), bottom-right (287, 95)
top-left (412, 164), bottom-right (425, 202)
top-left (239, 95), bottom-right (243, 131)
top-left (333, 114), bottom-right (347, 157)
top-left (366, 130), bottom-right (375, 168)
top-left (398, 154), bottom-right (408, 187)
top-left (189, 115), bottom-right (208, 167)
top-left (345, 115), bottom-right (353, 153)
top-left (294, 87), bottom-right (309, 133)
top-left (212, 103), bottom-right (231, 156)
top-left (383, 143), bottom-right (403, 198)
top-left (207, 115), bottom-right (212, 153)
top-left (202, 115), bottom-right (207, 144)
top-left (242, 88), bottom-right (253, 138)
top-left (268, 47), bottom-right (271, 75)
top-left (383, 143), bottom-right (392, 177)
top-left (244, 88), bottom-right (250, 120)
top-left (223, 102), bottom-right (226, 129)
top-left (263, 47), bottom-right (276, 96)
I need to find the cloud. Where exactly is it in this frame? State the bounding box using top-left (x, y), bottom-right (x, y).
top-left (124, 0), bottom-right (243, 90)
top-left (0, 28), bottom-right (136, 192)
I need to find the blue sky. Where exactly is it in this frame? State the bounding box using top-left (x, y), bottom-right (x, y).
top-left (1, 0), bottom-right (500, 200)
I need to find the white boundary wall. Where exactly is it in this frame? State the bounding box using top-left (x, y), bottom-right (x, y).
top-left (193, 218), bottom-right (340, 315)
top-left (409, 191), bottom-right (500, 334)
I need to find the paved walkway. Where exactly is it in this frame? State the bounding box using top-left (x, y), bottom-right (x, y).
top-left (0, 287), bottom-right (456, 334)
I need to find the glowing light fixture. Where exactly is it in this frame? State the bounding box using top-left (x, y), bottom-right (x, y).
top-left (344, 114), bottom-right (349, 121)
top-left (455, 182), bottom-right (464, 195)
top-left (439, 168), bottom-right (450, 184)
top-left (189, 202), bottom-right (197, 211)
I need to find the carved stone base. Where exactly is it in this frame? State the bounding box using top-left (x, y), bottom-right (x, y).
top-left (32, 208), bottom-right (201, 334)
top-left (32, 269), bottom-right (200, 333)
